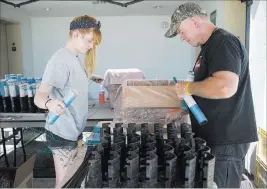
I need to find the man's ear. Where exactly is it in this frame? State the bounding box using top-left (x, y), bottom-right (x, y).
top-left (191, 16), bottom-right (200, 28)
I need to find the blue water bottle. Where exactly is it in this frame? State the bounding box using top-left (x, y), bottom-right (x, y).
top-left (48, 90), bottom-right (78, 125)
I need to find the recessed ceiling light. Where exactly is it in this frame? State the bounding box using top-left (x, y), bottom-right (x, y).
top-left (45, 8), bottom-right (51, 11)
top-left (153, 6), bottom-right (162, 9)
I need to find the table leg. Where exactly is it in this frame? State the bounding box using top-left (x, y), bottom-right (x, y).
top-left (12, 128), bottom-right (17, 167)
top-left (20, 128), bottom-right (27, 162)
top-left (1, 128), bottom-right (9, 167)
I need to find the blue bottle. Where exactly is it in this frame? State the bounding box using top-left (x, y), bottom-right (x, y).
top-left (17, 74), bottom-right (23, 83)
top-left (8, 78), bottom-right (21, 112)
top-left (5, 74), bottom-right (10, 81)
top-left (1, 80), bottom-right (12, 112)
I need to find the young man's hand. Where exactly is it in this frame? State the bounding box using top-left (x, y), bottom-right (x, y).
top-left (46, 100), bottom-right (65, 115)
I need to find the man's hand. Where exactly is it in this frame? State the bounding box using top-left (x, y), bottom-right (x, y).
top-left (91, 74), bottom-right (104, 84)
top-left (165, 108), bottom-right (185, 124)
top-left (175, 81), bottom-right (191, 99)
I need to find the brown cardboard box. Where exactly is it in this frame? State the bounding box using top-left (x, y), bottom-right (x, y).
top-left (0, 154), bottom-right (36, 188)
top-left (121, 79), bottom-right (181, 108)
top-left (102, 69), bottom-right (145, 108)
top-left (112, 79), bottom-right (183, 124)
top-left (105, 84), bottom-right (121, 109)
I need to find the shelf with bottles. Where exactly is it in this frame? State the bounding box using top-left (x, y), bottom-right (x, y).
top-left (0, 74), bottom-right (45, 113)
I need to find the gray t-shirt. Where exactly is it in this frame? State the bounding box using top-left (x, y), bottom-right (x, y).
top-left (41, 48), bottom-right (88, 141)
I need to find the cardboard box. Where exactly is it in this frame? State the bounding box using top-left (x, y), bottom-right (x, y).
top-left (0, 154), bottom-right (36, 188)
top-left (121, 79), bottom-right (181, 108)
top-left (102, 68), bottom-right (145, 85)
top-left (102, 69), bottom-right (145, 108)
top-left (105, 84), bottom-right (121, 109)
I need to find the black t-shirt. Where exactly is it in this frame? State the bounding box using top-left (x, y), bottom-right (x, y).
top-left (190, 28), bottom-right (258, 145)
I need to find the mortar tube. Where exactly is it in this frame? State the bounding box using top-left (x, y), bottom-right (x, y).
top-left (114, 137), bottom-right (126, 179)
top-left (127, 144), bottom-right (139, 156)
top-left (103, 133), bottom-right (111, 151)
top-left (181, 123), bottom-right (192, 137)
top-left (102, 122), bottom-right (111, 134)
top-left (154, 123), bottom-right (164, 139)
top-left (113, 123), bottom-right (123, 141)
top-left (101, 139), bottom-right (109, 181)
top-left (183, 152), bottom-right (196, 188)
top-left (164, 152), bottom-right (177, 188)
top-left (142, 152), bottom-right (158, 187)
top-left (184, 132), bottom-right (196, 152)
top-left (164, 144), bottom-right (175, 154)
top-left (141, 123), bottom-right (149, 147)
top-left (48, 89), bottom-right (78, 125)
top-left (111, 143), bottom-right (121, 157)
top-left (108, 152), bottom-right (121, 188)
top-left (202, 152), bottom-right (215, 188)
top-left (125, 152), bottom-right (139, 186)
top-left (128, 137), bottom-right (140, 148)
top-left (195, 137), bottom-right (207, 151)
top-left (84, 151), bottom-right (102, 188)
top-left (127, 123), bottom-right (136, 144)
top-left (157, 138), bottom-right (165, 166)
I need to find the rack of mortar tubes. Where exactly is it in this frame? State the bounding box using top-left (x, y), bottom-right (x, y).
top-left (79, 121), bottom-right (216, 188)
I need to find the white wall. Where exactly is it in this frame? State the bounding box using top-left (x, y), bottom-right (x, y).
top-left (224, 0), bottom-right (246, 44)
top-left (0, 3), bottom-right (33, 77)
top-left (201, 1), bottom-right (225, 28)
top-left (0, 23), bottom-right (9, 78)
top-left (249, 0), bottom-right (266, 132)
top-left (245, 0), bottom-right (266, 175)
top-left (31, 16), bottom-right (195, 98)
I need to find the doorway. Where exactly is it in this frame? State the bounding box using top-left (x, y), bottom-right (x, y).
top-left (0, 19), bottom-right (23, 78)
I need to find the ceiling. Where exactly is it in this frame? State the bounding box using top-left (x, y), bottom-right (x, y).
top-left (2, 0), bottom-right (202, 17)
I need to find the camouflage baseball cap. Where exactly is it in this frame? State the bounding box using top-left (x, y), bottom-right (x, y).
top-left (165, 2), bottom-right (207, 38)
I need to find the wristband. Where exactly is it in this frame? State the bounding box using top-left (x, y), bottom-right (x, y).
top-left (45, 99), bottom-right (52, 109)
top-left (185, 82), bottom-right (191, 96)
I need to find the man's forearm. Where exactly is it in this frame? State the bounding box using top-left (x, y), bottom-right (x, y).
top-left (188, 77), bottom-right (232, 99)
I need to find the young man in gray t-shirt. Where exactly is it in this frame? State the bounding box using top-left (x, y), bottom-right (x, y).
top-left (34, 16), bottom-right (103, 188)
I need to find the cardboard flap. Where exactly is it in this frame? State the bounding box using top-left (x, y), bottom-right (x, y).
top-left (103, 68), bottom-right (145, 87)
top-left (14, 154), bottom-right (36, 188)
